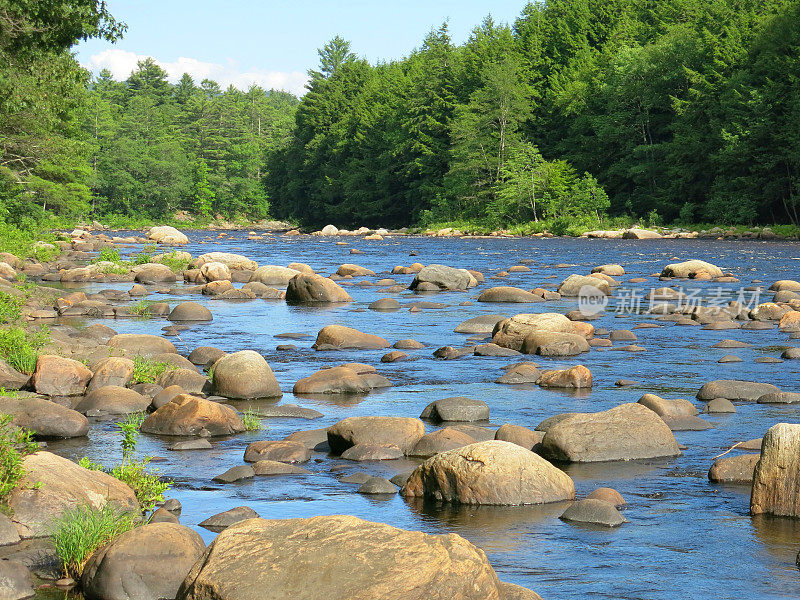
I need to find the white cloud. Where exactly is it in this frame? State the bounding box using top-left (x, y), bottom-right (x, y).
top-left (82, 48), bottom-right (308, 97)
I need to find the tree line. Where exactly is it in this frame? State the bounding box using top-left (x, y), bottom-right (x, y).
top-left (1, 0), bottom-right (799, 229)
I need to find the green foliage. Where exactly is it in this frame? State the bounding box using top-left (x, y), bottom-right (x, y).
top-left (241, 407), bottom-right (263, 432)
top-left (0, 326), bottom-right (48, 374)
top-left (156, 251), bottom-right (190, 273)
top-left (0, 413), bottom-right (38, 504)
top-left (115, 412), bottom-right (147, 462)
top-left (131, 356), bottom-right (174, 384)
top-left (128, 300), bottom-right (158, 317)
top-left (0, 293), bottom-right (23, 325)
top-left (50, 504), bottom-right (136, 579)
top-left (110, 459), bottom-right (169, 513)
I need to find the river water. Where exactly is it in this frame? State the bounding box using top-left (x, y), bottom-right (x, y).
top-left (43, 232), bottom-right (800, 599)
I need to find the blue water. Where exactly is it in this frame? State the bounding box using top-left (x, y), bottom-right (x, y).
top-left (46, 232), bottom-right (800, 599)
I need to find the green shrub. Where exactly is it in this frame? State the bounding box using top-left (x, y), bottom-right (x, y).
top-left (110, 459), bottom-right (170, 513)
top-left (0, 326), bottom-right (48, 374)
top-left (0, 414), bottom-right (38, 504)
top-left (131, 356), bottom-right (174, 383)
top-left (50, 504), bottom-right (136, 579)
top-left (116, 413), bottom-right (147, 461)
top-left (158, 251), bottom-right (190, 273)
top-left (129, 300), bottom-right (159, 316)
top-left (241, 407), bottom-right (262, 432)
top-left (0, 293), bottom-right (22, 325)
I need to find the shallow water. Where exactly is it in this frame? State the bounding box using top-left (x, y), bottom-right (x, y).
top-left (43, 233), bottom-right (800, 599)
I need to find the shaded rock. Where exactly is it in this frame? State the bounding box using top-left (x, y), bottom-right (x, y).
top-left (134, 263), bottom-right (177, 284)
top-left (0, 560), bottom-right (33, 600)
top-left (409, 428), bottom-right (476, 458)
top-left (243, 440), bottom-right (311, 463)
top-left (357, 476), bottom-right (397, 494)
top-left (474, 343), bottom-right (520, 357)
top-left (637, 394), bottom-right (698, 417)
top-left (251, 460), bottom-right (311, 476)
top-left (169, 302), bottom-right (212, 322)
top-left (199, 262), bottom-right (231, 282)
top-left (560, 499), bottom-right (625, 527)
top-left (393, 339), bottom-right (424, 349)
top-left (293, 366), bottom-right (389, 395)
top-left (285, 273), bottom-right (353, 304)
top-left (557, 274), bottom-right (611, 297)
top-left (381, 350), bottom-right (408, 363)
top-left (157, 368), bottom-right (208, 395)
top-left (7, 452), bottom-right (138, 539)
top-left (540, 403), bottom-right (681, 463)
top-left (369, 298), bottom-right (400, 311)
top-left (0, 396), bottom-right (88, 439)
top-left (212, 350), bottom-right (281, 399)
top-left (188, 346), bottom-right (226, 368)
top-left (661, 260), bottom-right (723, 278)
top-left (521, 332), bottom-right (590, 356)
top-left (341, 443), bottom-right (403, 461)
top-left (149, 507), bottom-right (180, 524)
top-left (213, 465), bottom-right (255, 483)
top-left (401, 440), bottom-right (574, 505)
top-left (420, 397), bottom-right (489, 422)
top-left (250, 265), bottom-right (300, 286)
top-left (312, 325), bottom-right (389, 350)
top-left (32, 355), bottom-right (92, 396)
top-left (494, 423), bottom-right (543, 451)
top-left (255, 404), bottom-right (323, 419)
top-left (697, 380), bottom-right (781, 401)
top-left (87, 357), bottom-right (134, 391)
top-left (283, 428), bottom-right (330, 452)
top-left (198, 506), bottom-right (259, 533)
top-left (327, 416), bottom-right (425, 455)
top-left (178, 515), bottom-right (506, 600)
top-left (586, 487), bottom-right (626, 507)
top-left (75, 386), bottom-right (151, 415)
top-left (0, 359), bottom-right (30, 391)
top-left (495, 363), bottom-right (541, 384)
top-left (499, 582), bottom-right (543, 600)
top-left (168, 439), bottom-right (212, 451)
top-left (703, 398), bottom-right (736, 413)
top-left (141, 394), bottom-right (245, 436)
top-left (661, 415), bottom-right (712, 431)
top-left (757, 392), bottom-right (800, 404)
top-left (709, 454), bottom-right (760, 484)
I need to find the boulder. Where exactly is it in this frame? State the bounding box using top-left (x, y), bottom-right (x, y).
top-left (193, 253), bottom-right (257, 271)
top-left (495, 363), bottom-right (541, 384)
top-left (81, 523), bottom-right (205, 600)
top-left (199, 262), bottom-right (231, 282)
top-left (494, 423), bottom-right (543, 450)
top-left (751, 423), bottom-right (800, 516)
top-left (454, 315), bottom-right (507, 334)
top-left (769, 280), bottom-right (800, 292)
top-left (285, 273), bottom-right (353, 304)
top-left (327, 416), bottom-right (425, 455)
top-left (212, 465), bottom-right (254, 483)
top-left (537, 365), bottom-right (593, 389)
top-left (703, 398), bottom-right (736, 413)
top-left (477, 287), bottom-right (542, 303)
top-left (357, 476), bottom-right (397, 494)
top-left (312, 325), bottom-right (389, 350)
top-left (637, 394), bottom-right (698, 417)
top-left (87, 357), bottom-right (135, 391)
top-left (660, 260), bottom-right (723, 278)
top-left (409, 428), bottom-right (476, 458)
top-left (557, 274), bottom-right (611, 297)
top-left (0, 560), bottom-right (33, 600)
top-left (250, 265), bottom-right (301, 286)
top-left (521, 332), bottom-right (590, 356)
top-left (419, 397), bottom-right (489, 422)
top-left (198, 506), bottom-right (259, 533)
top-left (0, 396), bottom-right (88, 438)
top-left (696, 380), bottom-right (781, 402)
top-left (750, 302), bottom-right (791, 321)
top-left (243, 441), bottom-right (311, 463)
top-left (32, 355), bottom-right (92, 396)
top-left (177, 515), bottom-right (506, 600)
top-left (141, 394), bottom-right (245, 437)
top-left (337, 264), bottom-right (375, 277)
top-left (107, 334), bottom-right (177, 357)
top-left (147, 226), bottom-right (188, 245)
top-left (251, 460), bottom-right (311, 476)
top-left (560, 499), bottom-right (625, 527)
top-left (473, 343), bottom-right (520, 357)
top-left (7, 452), bottom-right (138, 539)
top-left (622, 228), bottom-right (661, 239)
top-left (757, 392), bottom-right (800, 404)
top-left (709, 453), bottom-right (760, 484)
top-left (188, 346), bottom-right (227, 368)
top-left (401, 440), bottom-right (574, 505)
top-left (369, 298), bottom-right (401, 311)
top-left (341, 443), bottom-right (404, 461)
top-left (540, 403), bottom-right (681, 462)
top-left (591, 264), bottom-right (625, 276)
top-left (169, 302), bottom-right (212, 322)
top-left (409, 264), bottom-right (474, 291)
top-left (0, 359), bottom-right (30, 390)
top-left (134, 263), bottom-right (177, 284)
top-left (778, 311), bottom-right (800, 332)
top-left (293, 366), bottom-right (390, 395)
top-left (586, 487), bottom-right (626, 507)
top-left (499, 582), bottom-right (543, 600)
top-left (158, 368), bottom-right (208, 395)
top-left (212, 350), bottom-right (281, 399)
top-left (492, 313), bottom-right (592, 351)
top-left (75, 386), bottom-right (151, 415)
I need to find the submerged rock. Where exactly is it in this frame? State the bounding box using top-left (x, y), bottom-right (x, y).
top-left (560, 499), bottom-right (626, 527)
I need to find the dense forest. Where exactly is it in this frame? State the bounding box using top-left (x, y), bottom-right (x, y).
top-left (1, 0), bottom-right (799, 230)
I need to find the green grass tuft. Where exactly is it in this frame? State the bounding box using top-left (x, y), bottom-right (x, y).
top-left (0, 413), bottom-right (38, 505)
top-left (0, 326), bottom-right (49, 374)
top-left (131, 356), bottom-right (175, 384)
top-left (241, 406), bottom-right (263, 432)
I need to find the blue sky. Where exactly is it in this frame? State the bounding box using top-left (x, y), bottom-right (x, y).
top-left (76, 0), bottom-right (529, 95)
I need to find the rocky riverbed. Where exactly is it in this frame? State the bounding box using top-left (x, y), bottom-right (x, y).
top-left (1, 227), bottom-right (799, 600)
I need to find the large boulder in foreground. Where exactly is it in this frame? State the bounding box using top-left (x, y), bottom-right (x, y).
top-left (492, 313), bottom-right (592, 351)
top-left (327, 416), bottom-right (425, 455)
top-left (0, 396), bottom-right (88, 438)
top-left (82, 522), bottom-right (205, 600)
top-left (212, 350), bottom-right (281, 399)
top-left (7, 452), bottom-right (138, 539)
top-left (141, 394), bottom-right (245, 437)
top-left (696, 380), bottom-right (781, 402)
top-left (285, 273), bottom-right (353, 304)
top-left (401, 440), bottom-right (574, 505)
top-left (751, 423), bottom-right (800, 517)
top-left (177, 515), bottom-right (506, 600)
top-left (32, 355), bottom-right (92, 396)
top-left (312, 325), bottom-right (389, 350)
top-left (540, 403), bottom-right (681, 463)
top-left (409, 264), bottom-right (475, 291)
top-left (148, 226), bottom-right (188, 245)
top-left (661, 260), bottom-right (723, 279)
